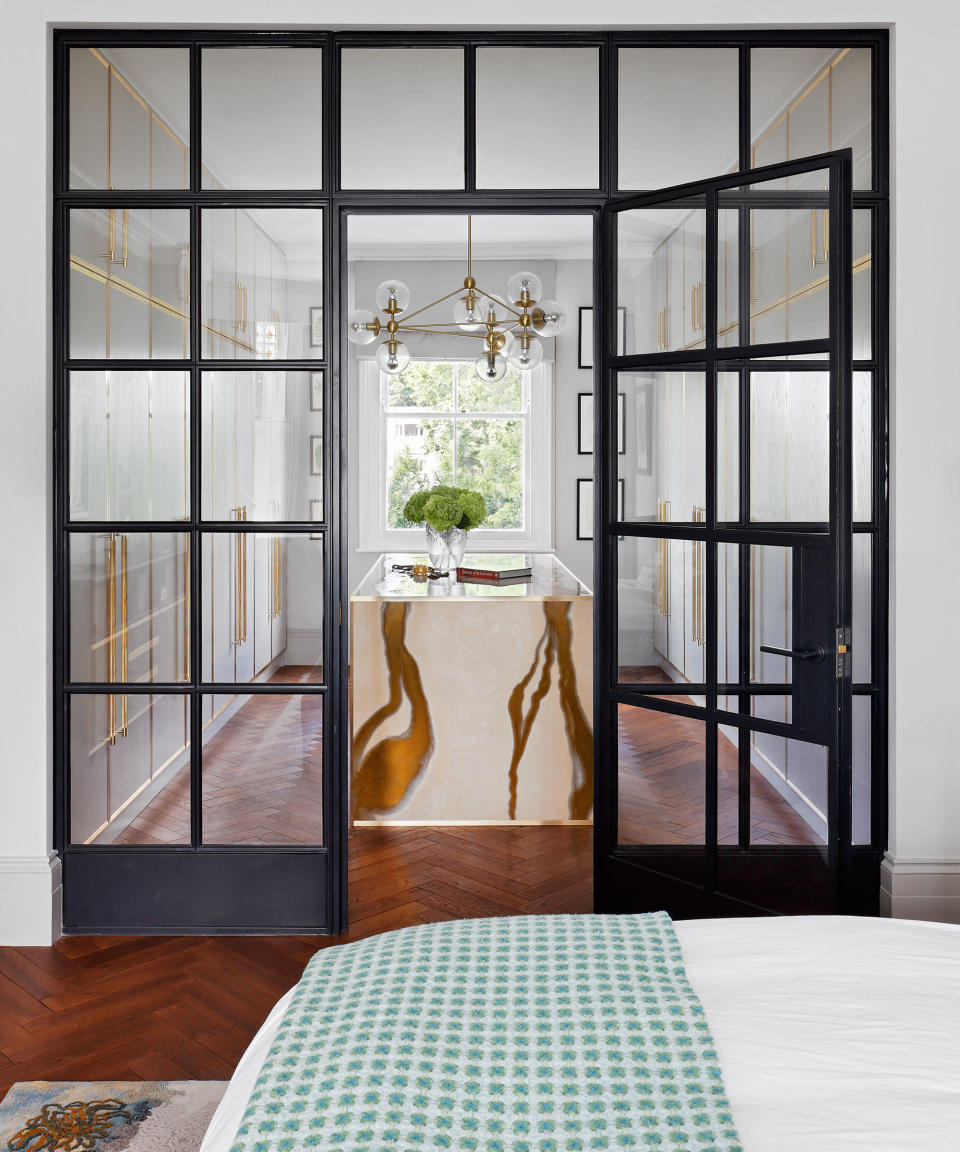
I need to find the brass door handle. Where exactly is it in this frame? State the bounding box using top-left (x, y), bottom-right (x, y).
top-left (120, 534), bottom-right (128, 737)
top-left (106, 533), bottom-right (117, 745)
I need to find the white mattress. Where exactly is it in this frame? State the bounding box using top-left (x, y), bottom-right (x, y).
top-left (200, 915), bottom-right (960, 1152)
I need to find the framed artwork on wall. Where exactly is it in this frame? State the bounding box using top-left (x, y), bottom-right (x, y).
top-left (310, 497), bottom-right (323, 539)
top-left (635, 381), bottom-right (653, 475)
top-left (576, 477), bottom-right (624, 541)
top-left (309, 306), bottom-right (324, 350)
top-left (578, 392), bottom-right (625, 455)
top-left (578, 305), bottom-right (626, 370)
top-left (310, 371), bottom-right (324, 412)
top-left (309, 435), bottom-right (323, 476)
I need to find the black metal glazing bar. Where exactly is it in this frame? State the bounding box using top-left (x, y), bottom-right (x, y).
top-left (188, 57), bottom-right (203, 840)
top-left (602, 34), bottom-right (616, 197)
top-left (464, 44), bottom-right (476, 192)
top-left (705, 188), bottom-right (720, 885)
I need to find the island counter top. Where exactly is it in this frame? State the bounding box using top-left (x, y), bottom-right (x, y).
top-left (351, 552), bottom-right (592, 602)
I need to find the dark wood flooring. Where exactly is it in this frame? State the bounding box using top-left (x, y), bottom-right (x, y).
top-left (0, 825), bottom-right (592, 1095)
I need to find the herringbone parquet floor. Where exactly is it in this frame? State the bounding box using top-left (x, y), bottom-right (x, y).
top-left (0, 825), bottom-right (592, 1095)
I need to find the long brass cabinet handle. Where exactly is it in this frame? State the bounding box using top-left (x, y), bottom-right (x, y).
top-left (811, 204), bottom-right (830, 269)
top-left (105, 533), bottom-right (117, 745)
top-left (120, 533), bottom-right (128, 737)
top-left (691, 505), bottom-right (705, 647)
top-left (657, 498), bottom-right (671, 618)
top-left (103, 532), bottom-right (129, 745)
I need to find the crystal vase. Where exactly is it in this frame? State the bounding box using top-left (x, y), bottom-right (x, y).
top-left (425, 524), bottom-right (448, 570)
top-left (445, 527), bottom-right (467, 570)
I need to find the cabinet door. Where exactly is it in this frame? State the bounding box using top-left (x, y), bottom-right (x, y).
top-left (208, 208), bottom-right (237, 357)
top-left (665, 231), bottom-right (684, 353)
top-left (254, 534), bottom-right (272, 676)
top-left (236, 212), bottom-right (256, 357)
top-left (109, 374), bottom-right (151, 522)
top-left (209, 532), bottom-right (235, 682)
top-left (272, 536), bottom-right (287, 660)
top-left (682, 221), bottom-right (705, 350)
top-left (109, 694), bottom-right (152, 823)
top-left (750, 209), bottom-right (787, 344)
top-left (70, 696), bottom-right (111, 844)
top-left (254, 227), bottom-right (274, 351)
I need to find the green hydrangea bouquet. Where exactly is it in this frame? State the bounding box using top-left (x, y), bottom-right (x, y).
top-left (402, 485), bottom-right (488, 533)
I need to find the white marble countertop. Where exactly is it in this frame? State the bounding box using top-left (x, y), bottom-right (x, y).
top-left (351, 553), bottom-right (592, 602)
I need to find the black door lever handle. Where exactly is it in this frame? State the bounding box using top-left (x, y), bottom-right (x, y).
top-left (759, 643), bottom-right (826, 662)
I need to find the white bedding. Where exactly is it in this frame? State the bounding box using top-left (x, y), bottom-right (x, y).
top-left (200, 915), bottom-right (960, 1152)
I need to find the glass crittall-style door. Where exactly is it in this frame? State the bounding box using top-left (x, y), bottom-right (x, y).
top-left (596, 152), bottom-right (866, 917)
top-left (57, 41), bottom-right (340, 931)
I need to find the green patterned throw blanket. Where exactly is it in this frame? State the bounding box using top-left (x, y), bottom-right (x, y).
top-left (232, 913), bottom-right (742, 1151)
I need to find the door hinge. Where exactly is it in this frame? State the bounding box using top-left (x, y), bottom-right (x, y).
top-left (836, 626), bottom-right (850, 678)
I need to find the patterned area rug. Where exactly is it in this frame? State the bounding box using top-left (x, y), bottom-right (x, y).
top-left (0, 1082), bottom-right (227, 1152)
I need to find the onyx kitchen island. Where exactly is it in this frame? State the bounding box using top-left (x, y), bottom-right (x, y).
top-left (350, 554), bottom-right (593, 825)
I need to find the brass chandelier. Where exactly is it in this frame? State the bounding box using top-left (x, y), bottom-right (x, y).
top-left (346, 216), bottom-right (567, 381)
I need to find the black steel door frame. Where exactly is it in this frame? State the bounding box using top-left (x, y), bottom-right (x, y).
top-left (51, 28), bottom-right (889, 932)
top-left (595, 151), bottom-right (865, 917)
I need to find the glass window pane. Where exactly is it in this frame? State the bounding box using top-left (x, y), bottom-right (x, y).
top-left (853, 533), bottom-right (872, 684)
top-left (70, 532), bottom-right (190, 685)
top-left (618, 371), bottom-right (705, 525)
top-left (618, 48), bottom-right (739, 190)
top-left (69, 371), bottom-right (189, 523)
top-left (200, 208), bottom-right (323, 361)
top-left (201, 372), bottom-right (323, 522)
top-left (69, 208), bottom-right (190, 359)
top-left (618, 704), bottom-right (705, 844)
top-left (750, 734), bottom-right (827, 845)
top-left (70, 48), bottom-right (189, 190)
top-left (386, 362), bottom-right (455, 410)
top-left (70, 693), bottom-right (190, 845)
top-left (618, 205), bottom-right (706, 356)
top-left (717, 372), bottom-right (739, 522)
top-left (853, 371), bottom-right (872, 522)
top-left (853, 209), bottom-right (873, 360)
top-left (618, 536), bottom-right (704, 686)
top-left (852, 695), bottom-right (872, 845)
top-left (457, 364), bottom-right (523, 413)
top-left (476, 47), bottom-right (599, 189)
top-left (201, 48), bottom-right (323, 190)
top-left (201, 533), bottom-right (324, 685)
top-left (340, 49), bottom-right (464, 189)
top-left (386, 418), bottom-right (455, 528)
top-left (750, 371), bottom-right (830, 523)
top-left (202, 693), bottom-right (323, 845)
top-left (456, 419), bottom-right (524, 530)
top-left (752, 47), bottom-right (872, 189)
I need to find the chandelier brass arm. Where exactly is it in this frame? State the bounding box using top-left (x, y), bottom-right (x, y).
top-left (346, 215), bottom-right (567, 382)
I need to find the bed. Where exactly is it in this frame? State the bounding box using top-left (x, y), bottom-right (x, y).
top-left (200, 915), bottom-right (960, 1152)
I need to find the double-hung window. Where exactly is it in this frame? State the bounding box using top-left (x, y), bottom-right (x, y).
top-left (358, 358), bottom-right (553, 552)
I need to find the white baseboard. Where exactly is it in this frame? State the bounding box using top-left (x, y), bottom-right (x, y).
top-left (0, 852), bottom-right (61, 944)
top-left (880, 854), bottom-right (960, 923)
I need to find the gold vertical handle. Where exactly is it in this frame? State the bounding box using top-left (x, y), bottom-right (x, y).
top-left (822, 207), bottom-right (829, 264)
top-left (242, 283), bottom-right (248, 333)
top-left (106, 534), bottom-right (117, 746)
top-left (117, 209), bottom-right (128, 268)
top-left (690, 285), bottom-right (696, 333)
top-left (241, 506), bottom-right (248, 645)
top-left (234, 283), bottom-right (242, 332)
top-left (232, 507), bottom-right (240, 647)
top-left (99, 208), bottom-right (116, 263)
top-left (120, 534), bottom-right (128, 737)
top-left (691, 506), bottom-right (705, 646)
top-left (811, 208), bottom-right (817, 269)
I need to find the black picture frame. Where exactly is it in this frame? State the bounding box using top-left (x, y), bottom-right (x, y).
top-left (578, 391), bottom-right (625, 455)
top-left (576, 477), bottom-right (624, 541)
top-left (578, 305), bottom-right (626, 369)
top-left (309, 306), bottom-right (324, 350)
top-left (310, 370), bottom-right (324, 412)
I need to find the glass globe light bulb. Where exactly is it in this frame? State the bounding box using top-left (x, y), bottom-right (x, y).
top-left (453, 295), bottom-right (483, 331)
top-left (375, 279), bottom-right (410, 312)
top-left (376, 341), bottom-right (411, 375)
top-left (475, 351), bottom-right (508, 383)
top-left (534, 299), bottom-right (568, 337)
top-left (506, 270), bottom-right (544, 305)
top-left (346, 308), bottom-right (378, 345)
top-left (506, 334), bottom-right (544, 371)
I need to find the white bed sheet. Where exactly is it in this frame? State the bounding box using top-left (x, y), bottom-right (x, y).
top-left (200, 916), bottom-right (960, 1152)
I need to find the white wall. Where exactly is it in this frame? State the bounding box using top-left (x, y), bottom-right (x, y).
top-left (2, 0), bottom-right (959, 940)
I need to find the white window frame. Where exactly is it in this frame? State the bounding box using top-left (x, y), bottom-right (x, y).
top-left (357, 358), bottom-right (554, 553)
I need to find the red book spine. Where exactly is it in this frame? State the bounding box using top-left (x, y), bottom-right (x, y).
top-left (457, 566), bottom-right (503, 580)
